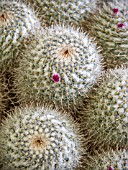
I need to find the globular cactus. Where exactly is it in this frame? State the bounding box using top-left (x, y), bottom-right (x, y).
top-left (30, 0), bottom-right (98, 26)
top-left (85, 0), bottom-right (128, 68)
top-left (14, 25), bottom-right (103, 109)
top-left (0, 106), bottom-right (84, 170)
top-left (83, 66), bottom-right (128, 149)
top-left (86, 149), bottom-right (128, 170)
top-left (0, 0), bottom-right (41, 68)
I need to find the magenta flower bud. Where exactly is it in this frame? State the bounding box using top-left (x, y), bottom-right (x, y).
top-left (108, 166), bottom-right (113, 170)
top-left (118, 23), bottom-right (126, 28)
top-left (113, 8), bottom-right (119, 14)
top-left (52, 74), bottom-right (60, 82)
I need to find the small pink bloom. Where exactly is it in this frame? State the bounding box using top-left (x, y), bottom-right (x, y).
top-left (118, 23), bottom-right (126, 28)
top-left (108, 166), bottom-right (113, 170)
top-left (52, 74), bottom-right (60, 82)
top-left (113, 8), bottom-right (119, 14)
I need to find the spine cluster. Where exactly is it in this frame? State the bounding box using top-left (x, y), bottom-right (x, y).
top-left (0, 71), bottom-right (8, 120)
top-left (31, 0), bottom-right (98, 26)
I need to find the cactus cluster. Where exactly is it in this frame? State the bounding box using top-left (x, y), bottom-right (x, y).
top-left (0, 106), bottom-right (83, 170)
top-left (85, 0), bottom-right (128, 68)
top-left (0, 0), bottom-right (40, 67)
top-left (0, 0), bottom-right (128, 170)
top-left (83, 67), bottom-right (128, 148)
top-left (14, 25), bottom-right (103, 108)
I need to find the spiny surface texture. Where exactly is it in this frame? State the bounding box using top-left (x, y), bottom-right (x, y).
top-left (0, 71), bottom-right (8, 120)
top-left (86, 149), bottom-right (128, 170)
top-left (31, 0), bottom-right (98, 26)
top-left (83, 67), bottom-right (128, 149)
top-left (87, 0), bottom-right (128, 68)
top-left (0, 106), bottom-right (83, 170)
top-left (0, 0), bottom-right (40, 67)
top-left (14, 25), bottom-right (103, 108)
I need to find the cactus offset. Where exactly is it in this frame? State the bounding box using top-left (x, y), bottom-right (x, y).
top-left (14, 25), bottom-right (103, 109)
top-left (83, 66), bottom-right (128, 149)
top-left (0, 106), bottom-right (84, 170)
top-left (0, 0), bottom-right (40, 68)
top-left (85, 0), bottom-right (128, 68)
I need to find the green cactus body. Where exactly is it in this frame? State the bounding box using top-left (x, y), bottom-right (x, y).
top-left (0, 0), bottom-right (40, 67)
top-left (86, 0), bottom-right (128, 68)
top-left (31, 0), bottom-right (98, 26)
top-left (83, 67), bottom-right (128, 148)
top-left (0, 106), bottom-right (83, 170)
top-left (86, 149), bottom-right (128, 170)
top-left (14, 25), bottom-right (103, 109)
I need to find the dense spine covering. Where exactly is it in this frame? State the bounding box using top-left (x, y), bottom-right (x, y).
top-left (0, 0), bottom-right (40, 68)
top-left (86, 0), bottom-right (128, 68)
top-left (83, 67), bottom-right (128, 149)
top-left (86, 149), bottom-right (128, 170)
top-left (31, 0), bottom-right (98, 26)
top-left (14, 25), bottom-right (103, 109)
top-left (0, 106), bottom-right (83, 170)
top-left (0, 71), bottom-right (8, 121)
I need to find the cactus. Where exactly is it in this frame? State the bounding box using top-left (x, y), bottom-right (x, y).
top-left (0, 105), bottom-right (84, 170)
top-left (0, 71), bottom-right (8, 121)
top-left (83, 66), bottom-right (128, 149)
top-left (14, 25), bottom-right (103, 109)
top-left (30, 0), bottom-right (98, 26)
top-left (0, 0), bottom-right (41, 68)
top-left (86, 149), bottom-right (128, 170)
top-left (85, 0), bottom-right (128, 68)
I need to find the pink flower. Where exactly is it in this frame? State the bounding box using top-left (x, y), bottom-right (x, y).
top-left (108, 166), bottom-right (113, 170)
top-left (117, 23), bottom-right (126, 28)
top-left (113, 8), bottom-right (119, 14)
top-left (52, 74), bottom-right (60, 82)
